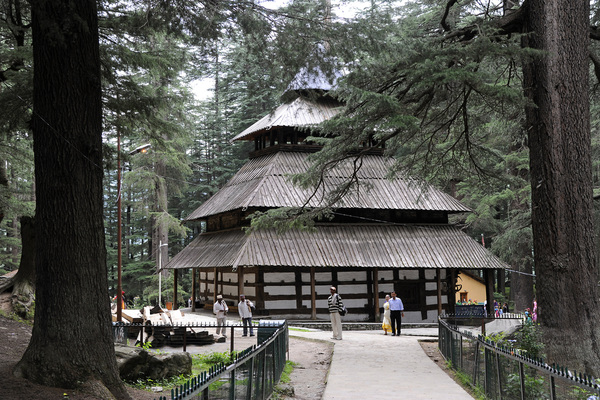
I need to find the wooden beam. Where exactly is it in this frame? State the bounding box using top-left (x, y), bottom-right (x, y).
top-left (192, 268), bottom-right (196, 312)
top-left (446, 269), bottom-right (455, 314)
top-left (295, 271), bottom-right (303, 310)
top-left (238, 266), bottom-right (244, 297)
top-left (484, 269), bottom-right (494, 316)
top-left (173, 269), bottom-right (178, 310)
top-left (436, 269), bottom-right (442, 316)
top-left (373, 268), bottom-right (380, 321)
top-left (311, 267), bottom-right (316, 320)
top-left (419, 269), bottom-right (427, 319)
top-left (213, 267), bottom-right (218, 302)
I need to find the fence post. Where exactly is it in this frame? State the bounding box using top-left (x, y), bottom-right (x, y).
top-left (550, 375), bottom-right (556, 400)
top-left (519, 361), bottom-right (525, 400)
top-left (261, 349), bottom-right (267, 400)
top-left (229, 368), bottom-right (236, 400)
top-left (230, 325), bottom-right (235, 354)
top-left (496, 352), bottom-right (503, 400)
top-left (459, 334), bottom-right (463, 371)
top-left (473, 341), bottom-right (480, 386)
top-left (246, 354), bottom-right (254, 399)
top-left (183, 325), bottom-right (187, 353)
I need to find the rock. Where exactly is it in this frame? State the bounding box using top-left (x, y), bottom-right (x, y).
top-left (114, 343), bottom-right (192, 382)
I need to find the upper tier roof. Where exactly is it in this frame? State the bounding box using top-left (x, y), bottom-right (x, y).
top-left (232, 96), bottom-right (342, 142)
top-left (185, 151), bottom-right (470, 221)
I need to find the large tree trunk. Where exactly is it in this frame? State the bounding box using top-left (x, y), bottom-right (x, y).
top-left (13, 0), bottom-right (130, 398)
top-left (524, 0), bottom-right (600, 375)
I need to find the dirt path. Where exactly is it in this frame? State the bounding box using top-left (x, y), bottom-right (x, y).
top-left (0, 303), bottom-right (333, 400)
top-left (283, 336), bottom-right (333, 399)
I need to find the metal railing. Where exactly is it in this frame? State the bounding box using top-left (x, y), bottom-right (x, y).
top-left (113, 320), bottom-right (288, 400)
top-left (438, 316), bottom-right (600, 399)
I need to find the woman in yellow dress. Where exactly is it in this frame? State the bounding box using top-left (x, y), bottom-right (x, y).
top-left (382, 295), bottom-right (391, 335)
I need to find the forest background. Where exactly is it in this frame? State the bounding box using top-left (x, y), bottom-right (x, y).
top-left (3, 0), bottom-right (557, 312)
top-left (3, 0), bottom-right (600, 396)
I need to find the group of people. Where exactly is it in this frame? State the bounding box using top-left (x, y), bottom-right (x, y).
top-left (326, 286), bottom-right (406, 340)
top-left (525, 299), bottom-right (537, 323)
top-left (381, 292), bottom-right (405, 336)
top-left (213, 293), bottom-right (256, 337)
top-left (493, 300), bottom-right (510, 317)
top-left (211, 287), bottom-right (405, 341)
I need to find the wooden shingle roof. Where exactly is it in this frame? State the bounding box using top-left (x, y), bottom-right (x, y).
top-left (185, 152), bottom-right (470, 221)
top-left (232, 97), bottom-right (342, 141)
top-left (163, 224), bottom-right (506, 270)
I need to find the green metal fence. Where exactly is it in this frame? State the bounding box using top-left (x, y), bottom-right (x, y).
top-left (150, 320), bottom-right (288, 400)
top-left (438, 317), bottom-right (600, 400)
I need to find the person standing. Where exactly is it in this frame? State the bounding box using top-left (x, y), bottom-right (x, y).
top-left (327, 286), bottom-right (344, 340)
top-left (389, 291), bottom-right (404, 336)
top-left (382, 294), bottom-right (392, 335)
top-left (213, 295), bottom-right (228, 337)
top-left (238, 294), bottom-right (255, 336)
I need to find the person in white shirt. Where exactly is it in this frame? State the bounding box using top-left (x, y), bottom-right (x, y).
top-left (238, 294), bottom-right (255, 336)
top-left (389, 291), bottom-right (404, 336)
top-left (213, 294), bottom-right (228, 337)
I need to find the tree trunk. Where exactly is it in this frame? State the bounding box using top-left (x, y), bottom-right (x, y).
top-left (14, 1), bottom-right (130, 398)
top-left (10, 216), bottom-right (35, 319)
top-left (508, 260), bottom-right (534, 312)
top-left (524, 0), bottom-right (600, 374)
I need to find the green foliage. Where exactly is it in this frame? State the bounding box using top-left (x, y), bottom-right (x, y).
top-left (127, 373), bottom-right (190, 391)
top-left (271, 360), bottom-right (298, 399)
top-left (194, 351), bottom-right (238, 366)
top-left (504, 372), bottom-right (548, 400)
top-left (136, 341), bottom-right (152, 351)
top-left (514, 323), bottom-right (545, 360)
top-left (0, 309), bottom-right (33, 326)
top-left (445, 360), bottom-right (487, 400)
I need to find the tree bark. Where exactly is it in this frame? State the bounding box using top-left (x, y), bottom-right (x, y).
top-left (14, 0), bottom-right (130, 398)
top-left (524, 0), bottom-right (600, 375)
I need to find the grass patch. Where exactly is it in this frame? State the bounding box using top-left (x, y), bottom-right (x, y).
top-left (0, 309), bottom-right (33, 326)
top-left (446, 360), bottom-right (486, 400)
top-left (271, 360), bottom-right (298, 399)
top-left (126, 350), bottom-right (239, 393)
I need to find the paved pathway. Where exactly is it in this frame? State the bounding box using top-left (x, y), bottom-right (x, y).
top-left (288, 327), bottom-right (473, 400)
top-left (178, 309), bottom-right (473, 399)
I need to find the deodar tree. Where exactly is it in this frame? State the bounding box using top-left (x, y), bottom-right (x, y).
top-left (301, 0), bottom-right (600, 373)
top-left (14, 0), bottom-right (130, 397)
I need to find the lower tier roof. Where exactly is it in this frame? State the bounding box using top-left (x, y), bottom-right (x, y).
top-left (163, 223), bottom-right (506, 270)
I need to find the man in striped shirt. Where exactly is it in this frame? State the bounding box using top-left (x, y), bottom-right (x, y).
top-left (328, 286), bottom-right (344, 340)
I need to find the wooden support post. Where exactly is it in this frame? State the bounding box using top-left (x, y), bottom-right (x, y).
top-left (449, 269), bottom-right (457, 314)
top-left (192, 268), bottom-right (197, 312)
top-left (173, 269), bottom-right (178, 310)
top-left (484, 269), bottom-right (494, 317)
top-left (436, 269), bottom-right (442, 316)
top-left (238, 266), bottom-right (244, 296)
top-left (213, 267), bottom-right (218, 301)
top-left (373, 268), bottom-right (380, 321)
top-left (310, 267), bottom-right (317, 320)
